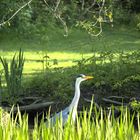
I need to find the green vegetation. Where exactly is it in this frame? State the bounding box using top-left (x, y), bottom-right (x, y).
top-left (0, 105), bottom-right (139, 140)
top-left (0, 27), bottom-right (140, 107)
top-left (0, 49), bottom-right (24, 104)
top-left (0, 27), bottom-right (140, 73)
top-left (0, 0), bottom-right (140, 139)
top-left (23, 48), bottom-right (140, 108)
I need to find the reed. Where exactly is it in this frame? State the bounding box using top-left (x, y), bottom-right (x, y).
top-left (0, 49), bottom-right (25, 104)
top-left (0, 106), bottom-right (139, 140)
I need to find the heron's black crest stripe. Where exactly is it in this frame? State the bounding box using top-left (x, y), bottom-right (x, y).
top-left (77, 74), bottom-right (85, 78)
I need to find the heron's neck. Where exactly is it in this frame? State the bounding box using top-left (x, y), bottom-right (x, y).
top-left (69, 80), bottom-right (81, 111)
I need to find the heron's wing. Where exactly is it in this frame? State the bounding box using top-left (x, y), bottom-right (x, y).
top-left (46, 107), bottom-right (70, 127)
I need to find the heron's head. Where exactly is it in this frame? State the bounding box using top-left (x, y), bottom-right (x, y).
top-left (76, 74), bottom-right (93, 83)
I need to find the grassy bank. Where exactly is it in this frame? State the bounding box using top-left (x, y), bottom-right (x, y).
top-left (0, 26), bottom-right (140, 106)
top-left (0, 27), bottom-right (140, 74)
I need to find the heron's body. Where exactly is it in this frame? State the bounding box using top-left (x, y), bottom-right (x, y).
top-left (47, 107), bottom-right (69, 126)
top-left (46, 74), bottom-right (93, 126)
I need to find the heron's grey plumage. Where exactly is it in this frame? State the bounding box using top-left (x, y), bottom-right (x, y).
top-left (46, 107), bottom-right (69, 126)
top-left (46, 74), bottom-right (93, 127)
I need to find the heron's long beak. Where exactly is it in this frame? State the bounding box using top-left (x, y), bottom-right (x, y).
top-left (84, 76), bottom-right (94, 80)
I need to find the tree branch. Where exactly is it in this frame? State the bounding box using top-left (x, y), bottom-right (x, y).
top-left (54, 0), bottom-right (61, 12)
top-left (92, 0), bottom-right (105, 36)
top-left (82, 0), bottom-right (96, 15)
top-left (102, 98), bottom-right (128, 106)
top-left (43, 0), bottom-right (68, 36)
top-left (3, 101), bottom-right (54, 113)
top-left (81, 0), bottom-right (85, 11)
top-left (0, 0), bottom-right (33, 27)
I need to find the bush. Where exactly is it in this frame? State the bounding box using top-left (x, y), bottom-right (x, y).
top-left (23, 50), bottom-right (140, 107)
top-left (133, 13), bottom-right (140, 30)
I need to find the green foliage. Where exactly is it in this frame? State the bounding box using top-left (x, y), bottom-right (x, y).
top-left (0, 106), bottom-right (139, 139)
top-left (112, 0), bottom-right (140, 27)
top-left (23, 50), bottom-right (140, 107)
top-left (130, 100), bottom-right (140, 112)
top-left (113, 8), bottom-right (131, 24)
top-left (0, 49), bottom-right (25, 104)
top-left (0, 27), bottom-right (139, 105)
top-left (1, 0), bottom-right (140, 38)
top-left (132, 13), bottom-right (140, 30)
top-left (76, 20), bottom-right (101, 36)
top-left (112, 0), bottom-right (140, 13)
top-left (113, 75), bottom-right (140, 94)
top-left (24, 69), bottom-right (76, 107)
top-left (16, 8), bottom-right (33, 35)
top-left (0, 0), bottom-right (112, 38)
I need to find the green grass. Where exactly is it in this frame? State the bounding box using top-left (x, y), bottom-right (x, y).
top-left (0, 27), bottom-right (140, 74)
top-left (0, 106), bottom-right (140, 140)
top-left (0, 27), bottom-right (140, 139)
top-left (0, 26), bottom-right (140, 105)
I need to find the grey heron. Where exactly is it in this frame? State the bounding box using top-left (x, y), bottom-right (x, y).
top-left (46, 74), bottom-right (93, 126)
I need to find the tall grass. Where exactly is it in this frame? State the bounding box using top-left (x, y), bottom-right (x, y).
top-left (0, 49), bottom-right (25, 104)
top-left (0, 106), bottom-right (139, 140)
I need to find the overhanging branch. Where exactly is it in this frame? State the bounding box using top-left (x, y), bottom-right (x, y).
top-left (43, 0), bottom-right (68, 36)
top-left (0, 0), bottom-right (33, 27)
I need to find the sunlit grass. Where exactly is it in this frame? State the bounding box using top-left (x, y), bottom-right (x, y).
top-left (0, 106), bottom-right (139, 140)
top-left (0, 27), bottom-right (140, 139)
top-left (0, 50), bottom-right (93, 73)
top-left (0, 27), bottom-right (140, 74)
top-left (0, 50), bottom-right (140, 74)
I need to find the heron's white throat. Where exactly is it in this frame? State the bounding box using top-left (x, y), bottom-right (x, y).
top-left (69, 78), bottom-right (83, 112)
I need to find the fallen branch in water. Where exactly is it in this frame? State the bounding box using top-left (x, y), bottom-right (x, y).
top-left (102, 98), bottom-right (128, 106)
top-left (2, 101), bottom-right (54, 113)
